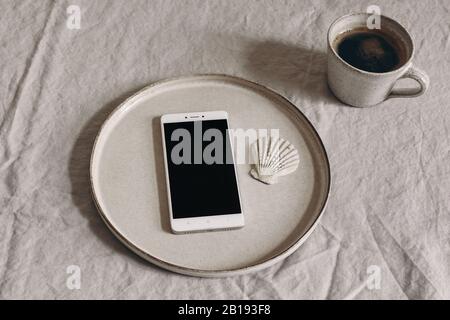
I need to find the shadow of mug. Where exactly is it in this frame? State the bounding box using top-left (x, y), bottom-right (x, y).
top-left (244, 38), bottom-right (335, 104)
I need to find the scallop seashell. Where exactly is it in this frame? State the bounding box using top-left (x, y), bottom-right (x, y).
top-left (249, 136), bottom-right (300, 185)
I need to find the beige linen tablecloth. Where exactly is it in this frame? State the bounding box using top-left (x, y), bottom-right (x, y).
top-left (1, 0), bottom-right (449, 299)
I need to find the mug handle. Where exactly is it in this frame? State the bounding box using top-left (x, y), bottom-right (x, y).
top-left (389, 65), bottom-right (430, 98)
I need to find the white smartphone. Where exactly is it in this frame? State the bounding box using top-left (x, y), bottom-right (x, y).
top-left (160, 111), bottom-right (245, 234)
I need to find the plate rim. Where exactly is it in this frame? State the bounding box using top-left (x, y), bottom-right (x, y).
top-left (90, 74), bottom-right (331, 277)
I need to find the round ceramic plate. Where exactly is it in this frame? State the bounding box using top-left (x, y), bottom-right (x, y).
top-left (90, 75), bottom-right (330, 277)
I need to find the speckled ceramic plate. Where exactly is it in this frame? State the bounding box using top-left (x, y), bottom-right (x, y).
top-left (90, 75), bottom-right (330, 277)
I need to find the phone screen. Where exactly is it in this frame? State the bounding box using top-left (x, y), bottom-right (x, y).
top-left (163, 119), bottom-right (242, 219)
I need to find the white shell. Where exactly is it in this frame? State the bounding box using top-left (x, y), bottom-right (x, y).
top-left (250, 136), bottom-right (300, 185)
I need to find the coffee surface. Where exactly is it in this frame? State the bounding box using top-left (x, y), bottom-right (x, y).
top-left (335, 28), bottom-right (403, 73)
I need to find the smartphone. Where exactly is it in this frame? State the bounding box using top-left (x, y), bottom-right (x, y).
top-left (160, 111), bottom-right (245, 234)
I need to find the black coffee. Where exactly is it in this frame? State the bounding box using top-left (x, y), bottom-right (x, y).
top-left (335, 28), bottom-right (404, 73)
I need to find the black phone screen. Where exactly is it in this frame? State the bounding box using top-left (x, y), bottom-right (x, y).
top-left (163, 119), bottom-right (242, 219)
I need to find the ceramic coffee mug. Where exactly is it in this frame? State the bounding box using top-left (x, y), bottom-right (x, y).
top-left (327, 13), bottom-right (430, 107)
